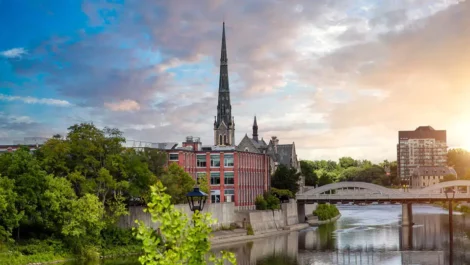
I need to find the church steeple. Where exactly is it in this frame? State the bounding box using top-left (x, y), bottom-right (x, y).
top-left (214, 22), bottom-right (235, 146)
top-left (252, 116), bottom-right (258, 142)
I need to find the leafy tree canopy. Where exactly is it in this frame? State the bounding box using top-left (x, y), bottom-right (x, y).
top-left (271, 165), bottom-right (301, 195)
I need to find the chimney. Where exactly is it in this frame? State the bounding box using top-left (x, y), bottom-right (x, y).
top-left (271, 136), bottom-right (279, 153)
top-left (183, 136), bottom-right (201, 151)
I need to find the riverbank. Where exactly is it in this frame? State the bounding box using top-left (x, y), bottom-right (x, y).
top-left (211, 223), bottom-right (309, 246)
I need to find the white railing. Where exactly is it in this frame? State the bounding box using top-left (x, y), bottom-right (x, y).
top-left (296, 193), bottom-right (470, 201)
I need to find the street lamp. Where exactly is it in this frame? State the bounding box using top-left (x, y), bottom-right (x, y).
top-left (186, 186), bottom-right (208, 212)
top-left (445, 187), bottom-right (456, 264)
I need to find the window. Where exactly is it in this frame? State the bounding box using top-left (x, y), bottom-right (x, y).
top-left (224, 154), bottom-right (234, 167)
top-left (197, 155), bottom-right (206, 167)
top-left (197, 172), bottom-right (206, 184)
top-left (211, 172), bottom-right (220, 185)
top-left (225, 189), bottom-right (234, 202)
top-left (211, 155), bottom-right (220, 167)
top-left (219, 135), bottom-right (223, 145)
top-left (224, 172), bottom-right (234, 185)
top-left (169, 153), bottom-right (179, 161)
top-left (224, 135), bottom-right (227, 145)
top-left (211, 190), bottom-right (220, 204)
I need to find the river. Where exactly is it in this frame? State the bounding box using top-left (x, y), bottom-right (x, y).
top-left (66, 204), bottom-right (470, 265)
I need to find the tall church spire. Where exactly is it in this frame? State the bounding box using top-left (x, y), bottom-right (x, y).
top-left (214, 22), bottom-right (235, 146)
top-left (252, 116), bottom-right (259, 142)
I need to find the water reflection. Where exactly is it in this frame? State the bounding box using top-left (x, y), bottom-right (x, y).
top-left (216, 204), bottom-right (470, 265)
top-left (64, 205), bottom-right (470, 265)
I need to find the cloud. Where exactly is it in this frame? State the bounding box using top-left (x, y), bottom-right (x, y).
top-left (0, 94), bottom-right (72, 107)
top-left (104, 99), bottom-right (141, 111)
top-left (4, 0), bottom-right (469, 161)
top-left (0, 48), bottom-right (28, 59)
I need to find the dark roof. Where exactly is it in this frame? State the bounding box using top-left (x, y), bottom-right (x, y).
top-left (276, 144), bottom-right (293, 165)
top-left (399, 126), bottom-right (446, 142)
top-left (250, 138), bottom-right (267, 149)
top-left (412, 166), bottom-right (456, 176)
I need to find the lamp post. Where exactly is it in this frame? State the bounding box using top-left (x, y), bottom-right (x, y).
top-left (186, 186), bottom-right (208, 213)
top-left (445, 187), bottom-right (456, 265)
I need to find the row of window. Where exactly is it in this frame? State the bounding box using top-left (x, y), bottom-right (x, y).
top-left (211, 189), bottom-right (234, 203)
top-left (197, 172), bottom-right (235, 185)
top-left (197, 154), bottom-right (234, 167)
top-left (168, 153), bottom-right (235, 168)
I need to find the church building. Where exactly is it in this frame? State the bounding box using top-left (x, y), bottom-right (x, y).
top-left (159, 22), bottom-right (304, 208)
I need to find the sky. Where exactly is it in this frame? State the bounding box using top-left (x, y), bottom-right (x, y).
top-left (1, 0), bottom-right (469, 162)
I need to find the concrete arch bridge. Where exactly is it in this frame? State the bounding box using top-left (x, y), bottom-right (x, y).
top-left (296, 180), bottom-right (470, 226)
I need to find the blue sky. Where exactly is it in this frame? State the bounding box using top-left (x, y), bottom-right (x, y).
top-left (1, 0), bottom-right (470, 161)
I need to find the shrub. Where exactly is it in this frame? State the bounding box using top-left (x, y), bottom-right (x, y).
top-left (270, 188), bottom-right (294, 201)
top-left (246, 224), bottom-right (254, 236)
top-left (313, 204), bottom-right (340, 221)
top-left (265, 194), bottom-right (281, 210)
top-left (255, 195), bottom-right (267, 210)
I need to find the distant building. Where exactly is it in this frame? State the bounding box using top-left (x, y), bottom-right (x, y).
top-left (397, 126), bottom-right (447, 183)
top-left (410, 166), bottom-right (456, 189)
top-left (0, 144), bottom-right (42, 154)
top-left (237, 118), bottom-right (303, 191)
top-left (0, 137), bottom-right (48, 154)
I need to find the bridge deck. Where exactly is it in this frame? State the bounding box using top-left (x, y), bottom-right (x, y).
top-left (297, 193), bottom-right (470, 204)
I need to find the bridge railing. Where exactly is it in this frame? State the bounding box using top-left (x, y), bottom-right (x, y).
top-left (296, 193), bottom-right (470, 201)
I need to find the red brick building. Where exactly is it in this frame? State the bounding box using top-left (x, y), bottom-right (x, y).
top-left (164, 137), bottom-right (270, 209)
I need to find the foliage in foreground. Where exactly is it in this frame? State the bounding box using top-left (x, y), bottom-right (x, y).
top-left (313, 204), bottom-right (340, 221)
top-left (134, 181), bottom-right (236, 265)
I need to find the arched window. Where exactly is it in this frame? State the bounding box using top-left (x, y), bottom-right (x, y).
top-left (244, 147), bottom-right (249, 152)
top-left (219, 135), bottom-right (223, 145)
top-left (224, 135), bottom-right (227, 145)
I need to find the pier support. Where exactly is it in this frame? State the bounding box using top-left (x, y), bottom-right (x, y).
top-left (297, 203), bottom-right (306, 223)
top-left (401, 203), bottom-right (413, 226)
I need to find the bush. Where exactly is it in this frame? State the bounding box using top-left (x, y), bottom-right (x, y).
top-left (246, 224), bottom-right (254, 236)
top-left (313, 204), bottom-right (340, 221)
top-left (255, 195), bottom-right (267, 210)
top-left (270, 188), bottom-right (294, 201)
top-left (265, 194), bottom-right (281, 210)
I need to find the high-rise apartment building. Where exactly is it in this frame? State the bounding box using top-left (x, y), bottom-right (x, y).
top-left (397, 126), bottom-right (447, 182)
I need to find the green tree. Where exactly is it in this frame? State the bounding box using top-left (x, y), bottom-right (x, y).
top-left (121, 148), bottom-right (158, 203)
top-left (196, 173), bottom-right (210, 194)
top-left (316, 169), bottom-right (335, 187)
top-left (160, 163), bottom-right (196, 204)
top-left (448, 148), bottom-right (470, 178)
top-left (40, 175), bottom-right (77, 234)
top-left (1, 148), bottom-right (48, 239)
top-left (62, 193), bottom-right (105, 255)
top-left (134, 181), bottom-right (236, 265)
top-left (0, 176), bottom-right (22, 242)
top-left (143, 148), bottom-right (167, 177)
top-left (339, 157), bottom-right (357, 169)
top-left (271, 165), bottom-right (301, 195)
top-left (300, 160), bottom-right (318, 186)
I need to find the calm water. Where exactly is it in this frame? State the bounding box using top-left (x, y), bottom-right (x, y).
top-left (67, 204), bottom-right (470, 265)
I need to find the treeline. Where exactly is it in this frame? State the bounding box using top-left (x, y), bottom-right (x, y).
top-left (300, 157), bottom-right (399, 187)
top-left (0, 123), bottom-right (200, 260)
top-left (448, 149), bottom-right (470, 179)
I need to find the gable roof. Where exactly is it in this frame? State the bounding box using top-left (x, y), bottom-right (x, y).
top-left (277, 144), bottom-right (293, 165)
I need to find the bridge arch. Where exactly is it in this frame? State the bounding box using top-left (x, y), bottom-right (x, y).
top-left (416, 180), bottom-right (470, 194)
top-left (300, 182), bottom-right (401, 196)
